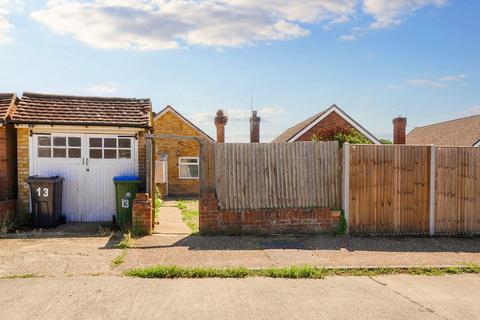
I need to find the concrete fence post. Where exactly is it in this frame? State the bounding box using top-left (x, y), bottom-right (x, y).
top-left (429, 145), bottom-right (436, 236)
top-left (342, 143), bottom-right (350, 234)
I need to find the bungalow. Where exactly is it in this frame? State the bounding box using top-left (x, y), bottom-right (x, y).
top-left (0, 93), bottom-right (18, 222)
top-left (11, 92), bottom-right (152, 222)
top-left (272, 104), bottom-right (381, 144)
top-left (407, 114), bottom-right (480, 146)
top-left (153, 106), bottom-right (214, 197)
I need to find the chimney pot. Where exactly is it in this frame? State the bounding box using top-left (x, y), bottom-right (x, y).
top-left (393, 116), bottom-right (407, 144)
top-left (250, 110), bottom-right (261, 143)
top-left (215, 109), bottom-right (228, 143)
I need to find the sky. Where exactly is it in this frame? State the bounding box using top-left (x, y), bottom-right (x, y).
top-left (0, 0), bottom-right (479, 142)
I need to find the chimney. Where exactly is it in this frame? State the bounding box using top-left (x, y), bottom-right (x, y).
top-left (250, 110), bottom-right (261, 143)
top-left (393, 116), bottom-right (407, 144)
top-left (214, 109), bottom-right (228, 143)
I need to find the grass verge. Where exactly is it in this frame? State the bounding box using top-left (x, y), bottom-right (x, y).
top-left (177, 200), bottom-right (199, 233)
top-left (124, 264), bottom-right (480, 279)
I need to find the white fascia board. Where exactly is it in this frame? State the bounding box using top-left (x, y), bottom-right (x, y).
top-left (288, 105), bottom-right (382, 144)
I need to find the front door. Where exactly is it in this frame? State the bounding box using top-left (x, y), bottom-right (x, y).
top-left (32, 133), bottom-right (137, 222)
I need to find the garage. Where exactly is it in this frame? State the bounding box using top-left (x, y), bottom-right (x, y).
top-left (12, 92), bottom-right (152, 222)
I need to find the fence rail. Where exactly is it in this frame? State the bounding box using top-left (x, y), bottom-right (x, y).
top-left (213, 142), bottom-right (341, 210)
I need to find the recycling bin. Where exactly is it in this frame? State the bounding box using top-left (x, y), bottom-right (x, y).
top-left (27, 176), bottom-right (65, 228)
top-left (113, 176), bottom-right (141, 228)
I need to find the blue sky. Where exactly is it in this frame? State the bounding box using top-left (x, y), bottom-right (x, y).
top-left (0, 0), bottom-right (479, 141)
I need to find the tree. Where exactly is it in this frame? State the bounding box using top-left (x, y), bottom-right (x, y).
top-left (380, 138), bottom-right (393, 144)
top-left (312, 128), bottom-right (372, 146)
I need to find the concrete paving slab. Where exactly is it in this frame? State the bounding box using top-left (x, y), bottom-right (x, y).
top-left (154, 206), bottom-right (191, 235)
top-left (1, 275), bottom-right (479, 320)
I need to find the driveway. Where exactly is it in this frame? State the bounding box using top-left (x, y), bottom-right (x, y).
top-left (1, 275), bottom-right (479, 320)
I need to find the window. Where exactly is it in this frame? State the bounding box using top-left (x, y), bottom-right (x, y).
top-left (179, 157), bottom-right (199, 179)
top-left (37, 135), bottom-right (81, 159)
top-left (88, 137), bottom-right (132, 160)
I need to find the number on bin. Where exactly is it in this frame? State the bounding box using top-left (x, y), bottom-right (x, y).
top-left (36, 187), bottom-right (48, 197)
top-left (122, 199), bottom-right (129, 208)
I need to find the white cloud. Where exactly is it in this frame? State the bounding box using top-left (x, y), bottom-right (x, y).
top-left (440, 74), bottom-right (466, 82)
top-left (363, 0), bottom-right (448, 29)
top-left (29, 0), bottom-right (450, 50)
top-left (70, 82), bottom-right (122, 95)
top-left (340, 34), bottom-right (357, 41)
top-left (31, 0), bottom-right (357, 50)
top-left (408, 73), bottom-right (467, 89)
top-left (463, 106), bottom-right (480, 116)
top-left (408, 79), bottom-right (447, 88)
top-left (0, 0), bottom-right (24, 43)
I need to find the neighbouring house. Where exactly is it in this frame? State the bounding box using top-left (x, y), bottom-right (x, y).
top-left (272, 104), bottom-right (381, 144)
top-left (11, 92), bottom-right (152, 222)
top-left (0, 93), bottom-right (19, 223)
top-left (153, 106), bottom-right (214, 197)
top-left (407, 114), bottom-right (480, 146)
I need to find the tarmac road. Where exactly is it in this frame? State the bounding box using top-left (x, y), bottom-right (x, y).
top-left (1, 274), bottom-right (479, 320)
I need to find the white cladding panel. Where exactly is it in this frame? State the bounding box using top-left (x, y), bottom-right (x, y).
top-left (31, 133), bottom-right (137, 222)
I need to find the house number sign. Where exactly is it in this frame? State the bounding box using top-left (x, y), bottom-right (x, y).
top-left (36, 187), bottom-right (49, 198)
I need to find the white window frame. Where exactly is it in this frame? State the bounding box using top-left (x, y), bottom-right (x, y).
top-left (178, 157), bottom-right (199, 180)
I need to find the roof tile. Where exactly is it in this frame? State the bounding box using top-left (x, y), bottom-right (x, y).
top-left (407, 114), bottom-right (480, 146)
top-left (12, 92), bottom-right (151, 128)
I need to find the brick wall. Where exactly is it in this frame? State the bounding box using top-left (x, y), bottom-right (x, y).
top-left (132, 193), bottom-right (152, 235)
top-left (16, 128), bottom-right (30, 218)
top-left (153, 110), bottom-right (209, 197)
top-left (296, 111), bottom-right (375, 143)
top-left (0, 124), bottom-right (17, 200)
top-left (0, 199), bottom-right (16, 225)
top-left (199, 193), bottom-right (341, 235)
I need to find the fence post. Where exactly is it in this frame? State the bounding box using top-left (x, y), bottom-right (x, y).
top-left (342, 143), bottom-right (350, 234)
top-left (429, 145), bottom-right (436, 236)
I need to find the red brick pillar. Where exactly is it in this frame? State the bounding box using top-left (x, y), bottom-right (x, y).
top-left (199, 192), bottom-right (219, 233)
top-left (250, 110), bottom-right (261, 143)
top-left (393, 117), bottom-right (407, 144)
top-left (132, 193), bottom-right (152, 235)
top-left (214, 109), bottom-right (228, 143)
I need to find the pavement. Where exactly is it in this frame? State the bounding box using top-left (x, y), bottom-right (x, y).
top-left (1, 274), bottom-right (479, 320)
top-left (154, 200), bottom-right (191, 235)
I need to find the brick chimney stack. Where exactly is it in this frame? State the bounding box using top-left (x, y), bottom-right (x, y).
top-left (393, 116), bottom-right (407, 144)
top-left (250, 110), bottom-right (261, 143)
top-left (215, 109), bottom-right (228, 143)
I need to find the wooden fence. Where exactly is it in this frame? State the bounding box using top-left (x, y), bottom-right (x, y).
top-left (210, 141), bottom-right (341, 210)
top-left (435, 147), bottom-right (480, 234)
top-left (345, 144), bottom-right (480, 235)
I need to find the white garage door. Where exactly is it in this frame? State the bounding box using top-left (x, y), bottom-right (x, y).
top-left (31, 133), bottom-right (137, 222)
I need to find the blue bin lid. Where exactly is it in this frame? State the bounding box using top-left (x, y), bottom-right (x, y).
top-left (113, 175), bottom-right (141, 182)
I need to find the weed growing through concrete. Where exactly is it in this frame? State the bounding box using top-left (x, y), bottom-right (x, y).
top-left (116, 232), bottom-right (131, 249)
top-left (1, 273), bottom-right (41, 279)
top-left (125, 264), bottom-right (480, 279)
top-left (177, 200), bottom-right (199, 233)
top-left (111, 252), bottom-right (127, 268)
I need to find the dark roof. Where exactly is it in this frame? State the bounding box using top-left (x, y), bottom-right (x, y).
top-left (154, 105), bottom-right (214, 142)
top-left (0, 93), bottom-right (18, 124)
top-left (12, 92), bottom-right (151, 128)
top-left (272, 104), bottom-right (381, 144)
top-left (407, 114), bottom-right (480, 146)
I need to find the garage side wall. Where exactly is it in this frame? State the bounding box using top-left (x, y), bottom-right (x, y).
top-left (16, 128), bottom-right (30, 218)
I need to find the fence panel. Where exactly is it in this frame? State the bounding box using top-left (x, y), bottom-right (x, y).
top-left (348, 145), bottom-right (431, 235)
top-left (214, 141), bottom-right (340, 210)
top-left (435, 147), bottom-right (480, 234)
